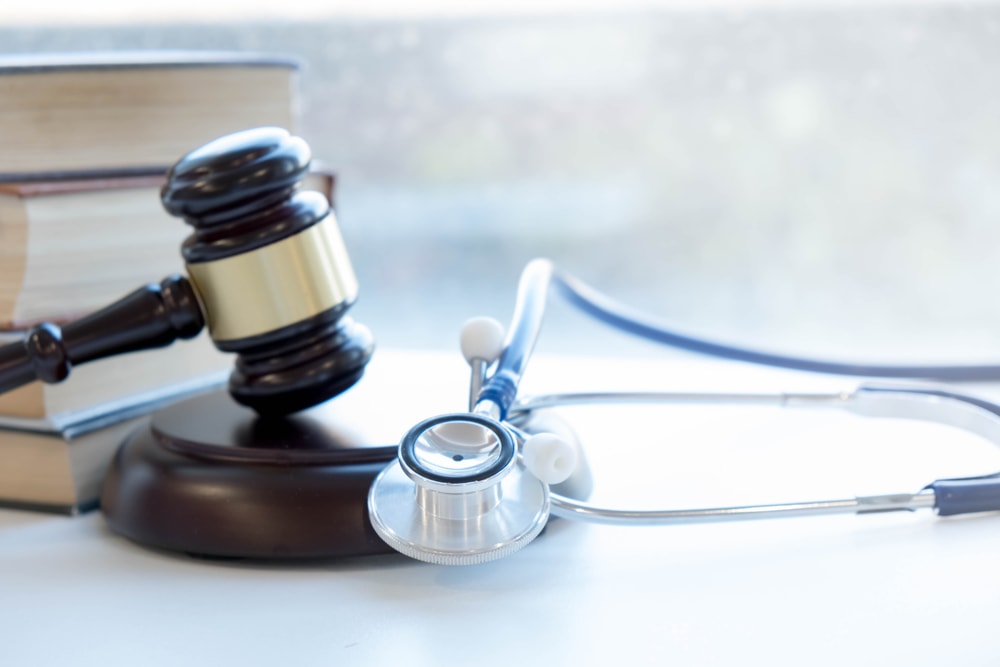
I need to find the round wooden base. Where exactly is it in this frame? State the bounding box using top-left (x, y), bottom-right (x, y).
top-left (100, 390), bottom-right (397, 559)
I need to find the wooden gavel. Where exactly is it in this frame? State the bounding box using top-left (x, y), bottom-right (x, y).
top-left (0, 127), bottom-right (373, 416)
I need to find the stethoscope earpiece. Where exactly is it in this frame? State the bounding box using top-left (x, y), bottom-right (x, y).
top-left (520, 432), bottom-right (578, 485)
top-left (459, 317), bottom-right (505, 367)
top-left (460, 316), bottom-right (506, 411)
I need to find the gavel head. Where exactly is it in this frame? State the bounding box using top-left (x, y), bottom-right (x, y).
top-left (161, 127), bottom-right (373, 417)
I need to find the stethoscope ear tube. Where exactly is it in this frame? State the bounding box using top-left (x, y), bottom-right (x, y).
top-left (550, 266), bottom-right (1000, 381)
top-left (927, 473), bottom-right (1000, 516)
top-left (479, 257), bottom-right (1000, 425)
top-left (476, 260), bottom-right (553, 419)
top-left (516, 385), bottom-right (1000, 525)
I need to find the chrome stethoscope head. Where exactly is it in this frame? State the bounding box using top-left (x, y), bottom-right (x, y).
top-left (368, 412), bottom-right (551, 565)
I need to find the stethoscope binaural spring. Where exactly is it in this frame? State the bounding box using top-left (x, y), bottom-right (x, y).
top-left (368, 258), bottom-right (1000, 565)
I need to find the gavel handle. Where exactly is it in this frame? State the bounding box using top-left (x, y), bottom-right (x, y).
top-left (0, 275), bottom-right (205, 394)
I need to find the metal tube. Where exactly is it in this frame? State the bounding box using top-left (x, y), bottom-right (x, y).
top-left (507, 386), bottom-right (1000, 526)
top-left (549, 490), bottom-right (936, 526)
top-left (468, 359), bottom-right (487, 412)
top-left (511, 390), bottom-right (852, 414)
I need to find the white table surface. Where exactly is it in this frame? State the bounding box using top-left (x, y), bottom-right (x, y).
top-left (3, 349), bottom-right (1000, 666)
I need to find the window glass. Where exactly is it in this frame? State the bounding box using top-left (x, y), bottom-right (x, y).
top-left (4, 2), bottom-right (999, 364)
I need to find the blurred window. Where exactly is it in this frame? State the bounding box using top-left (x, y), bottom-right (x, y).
top-left (4, 1), bottom-right (1000, 362)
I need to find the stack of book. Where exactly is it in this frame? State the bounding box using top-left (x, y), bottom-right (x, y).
top-left (0, 50), bottom-right (321, 513)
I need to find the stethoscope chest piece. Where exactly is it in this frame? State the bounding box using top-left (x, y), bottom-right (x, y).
top-left (368, 413), bottom-right (550, 565)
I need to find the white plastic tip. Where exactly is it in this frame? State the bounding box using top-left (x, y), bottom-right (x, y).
top-left (460, 317), bottom-right (506, 365)
top-left (521, 433), bottom-right (579, 485)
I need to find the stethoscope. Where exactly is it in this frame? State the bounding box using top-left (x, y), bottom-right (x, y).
top-left (368, 258), bottom-right (1000, 565)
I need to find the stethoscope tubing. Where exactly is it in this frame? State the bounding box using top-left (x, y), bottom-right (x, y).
top-left (480, 257), bottom-right (1000, 421)
top-left (548, 490), bottom-right (937, 526)
top-left (552, 264), bottom-right (1000, 382)
top-left (508, 385), bottom-right (1000, 524)
top-left (373, 259), bottom-right (1000, 566)
top-left (470, 259), bottom-right (1000, 526)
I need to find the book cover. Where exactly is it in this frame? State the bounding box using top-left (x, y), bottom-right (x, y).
top-left (0, 50), bottom-right (301, 176)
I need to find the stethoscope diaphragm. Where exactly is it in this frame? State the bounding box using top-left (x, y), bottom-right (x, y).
top-left (367, 413), bottom-right (550, 565)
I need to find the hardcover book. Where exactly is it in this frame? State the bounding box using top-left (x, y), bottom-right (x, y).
top-left (0, 50), bottom-right (301, 176)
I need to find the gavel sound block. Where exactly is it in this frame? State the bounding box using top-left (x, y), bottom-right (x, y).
top-left (0, 127), bottom-right (396, 559)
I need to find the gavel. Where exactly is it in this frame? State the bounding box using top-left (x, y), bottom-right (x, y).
top-left (0, 126), bottom-right (373, 416)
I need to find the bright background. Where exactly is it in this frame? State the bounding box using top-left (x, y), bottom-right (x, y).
top-left (4, 1), bottom-right (1000, 366)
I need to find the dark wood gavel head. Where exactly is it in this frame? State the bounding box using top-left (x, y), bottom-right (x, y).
top-left (162, 126), bottom-right (374, 416)
top-left (0, 127), bottom-right (371, 418)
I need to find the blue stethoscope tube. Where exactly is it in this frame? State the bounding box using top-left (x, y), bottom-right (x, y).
top-left (478, 258), bottom-right (1000, 420)
top-left (474, 258), bottom-right (1000, 523)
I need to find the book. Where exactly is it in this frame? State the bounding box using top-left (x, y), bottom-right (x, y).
top-left (0, 168), bottom-right (336, 327)
top-left (0, 414), bottom-right (146, 514)
top-left (0, 379), bottom-right (226, 514)
top-left (0, 50), bottom-right (301, 177)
